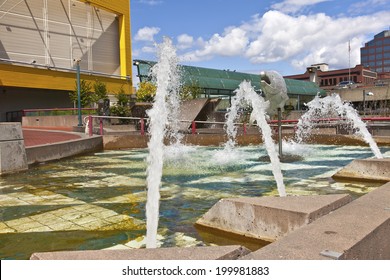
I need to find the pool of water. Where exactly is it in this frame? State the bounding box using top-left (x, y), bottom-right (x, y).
top-left (0, 144), bottom-right (388, 259)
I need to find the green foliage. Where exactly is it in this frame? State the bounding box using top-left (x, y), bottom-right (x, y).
top-left (69, 80), bottom-right (111, 108)
top-left (136, 81), bottom-right (156, 102)
top-left (180, 82), bottom-right (203, 100)
top-left (110, 87), bottom-right (131, 124)
top-left (69, 80), bottom-right (93, 107)
top-left (115, 86), bottom-right (130, 107)
top-left (92, 80), bottom-right (108, 103)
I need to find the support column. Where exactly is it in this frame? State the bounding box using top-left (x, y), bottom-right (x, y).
top-left (0, 123), bottom-right (28, 174)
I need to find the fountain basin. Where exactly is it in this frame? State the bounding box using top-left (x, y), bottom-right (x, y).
top-left (30, 245), bottom-right (250, 260)
top-left (195, 194), bottom-right (352, 242)
top-left (242, 182), bottom-right (390, 260)
top-left (332, 158), bottom-right (390, 183)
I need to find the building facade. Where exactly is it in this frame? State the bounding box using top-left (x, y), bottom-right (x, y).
top-left (361, 30), bottom-right (390, 78)
top-left (284, 63), bottom-right (377, 90)
top-left (0, 0), bottom-right (132, 121)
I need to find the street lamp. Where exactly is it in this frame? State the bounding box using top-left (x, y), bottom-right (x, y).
top-left (75, 59), bottom-right (82, 127)
top-left (363, 90), bottom-right (374, 116)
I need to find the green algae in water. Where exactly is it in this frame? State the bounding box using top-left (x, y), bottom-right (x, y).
top-left (0, 145), bottom-right (388, 259)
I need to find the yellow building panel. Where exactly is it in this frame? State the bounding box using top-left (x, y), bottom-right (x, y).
top-left (0, 0), bottom-right (132, 92)
top-left (0, 64), bottom-right (132, 94)
top-left (81, 0), bottom-right (132, 79)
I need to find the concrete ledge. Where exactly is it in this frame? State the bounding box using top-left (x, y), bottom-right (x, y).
top-left (332, 158), bottom-right (390, 183)
top-left (26, 136), bottom-right (103, 165)
top-left (195, 194), bottom-right (352, 242)
top-left (0, 122), bottom-right (28, 174)
top-left (30, 245), bottom-right (250, 260)
top-left (242, 183), bottom-right (390, 260)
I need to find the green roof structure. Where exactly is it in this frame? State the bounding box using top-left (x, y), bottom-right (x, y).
top-left (133, 59), bottom-right (326, 98)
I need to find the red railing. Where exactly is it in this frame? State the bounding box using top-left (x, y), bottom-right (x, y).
top-left (85, 115), bottom-right (390, 137)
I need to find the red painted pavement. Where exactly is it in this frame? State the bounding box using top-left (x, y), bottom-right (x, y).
top-left (23, 129), bottom-right (82, 147)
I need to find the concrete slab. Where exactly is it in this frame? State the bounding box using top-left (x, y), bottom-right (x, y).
top-left (178, 99), bottom-right (210, 131)
top-left (242, 183), bottom-right (390, 260)
top-left (195, 194), bottom-right (352, 242)
top-left (332, 158), bottom-right (390, 183)
top-left (30, 245), bottom-right (250, 260)
top-left (0, 123), bottom-right (28, 174)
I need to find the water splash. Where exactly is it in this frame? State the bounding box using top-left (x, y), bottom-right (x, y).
top-left (145, 37), bottom-right (181, 248)
top-left (296, 93), bottom-right (383, 159)
top-left (224, 81), bottom-right (286, 197)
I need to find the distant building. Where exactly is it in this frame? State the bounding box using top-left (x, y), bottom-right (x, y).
top-left (360, 30), bottom-right (390, 79)
top-left (284, 63), bottom-right (377, 89)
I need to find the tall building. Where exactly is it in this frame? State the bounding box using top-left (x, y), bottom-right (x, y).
top-left (0, 0), bottom-right (132, 122)
top-left (360, 30), bottom-right (390, 77)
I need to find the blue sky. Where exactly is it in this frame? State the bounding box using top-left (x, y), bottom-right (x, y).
top-left (130, 0), bottom-right (390, 84)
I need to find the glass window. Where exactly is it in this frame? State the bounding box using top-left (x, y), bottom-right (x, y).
top-left (384, 45), bottom-right (390, 51)
top-left (361, 56), bottom-right (368, 63)
top-left (384, 52), bottom-right (390, 58)
top-left (369, 48), bottom-right (375, 54)
top-left (376, 40), bottom-right (383, 46)
top-left (361, 49), bottom-right (368, 55)
top-left (369, 55), bottom-right (375, 60)
top-left (384, 38), bottom-right (390, 45)
top-left (376, 54), bottom-right (382, 59)
top-left (376, 47), bottom-right (382, 53)
top-left (376, 61), bottom-right (382, 66)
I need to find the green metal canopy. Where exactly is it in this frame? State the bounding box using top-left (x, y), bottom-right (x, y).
top-left (133, 59), bottom-right (325, 97)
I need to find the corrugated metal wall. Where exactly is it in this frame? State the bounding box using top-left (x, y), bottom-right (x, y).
top-left (0, 0), bottom-right (120, 75)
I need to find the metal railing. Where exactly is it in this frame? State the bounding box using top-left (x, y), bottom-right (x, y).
top-left (84, 115), bottom-right (390, 137)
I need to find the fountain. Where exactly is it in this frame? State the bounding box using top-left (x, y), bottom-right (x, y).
top-left (145, 37), bottom-right (181, 248)
top-left (224, 80), bottom-right (286, 197)
top-left (295, 93), bottom-right (383, 159)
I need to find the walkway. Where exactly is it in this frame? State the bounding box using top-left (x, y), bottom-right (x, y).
top-left (23, 128), bottom-right (82, 147)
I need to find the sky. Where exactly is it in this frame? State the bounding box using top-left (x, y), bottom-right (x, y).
top-left (130, 0), bottom-right (390, 84)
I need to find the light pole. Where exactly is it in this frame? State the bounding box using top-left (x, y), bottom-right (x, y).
top-left (362, 90), bottom-right (374, 116)
top-left (75, 59), bottom-right (82, 127)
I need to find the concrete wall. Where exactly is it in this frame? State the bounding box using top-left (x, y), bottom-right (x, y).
top-left (102, 132), bottom-right (390, 150)
top-left (0, 122), bottom-right (27, 174)
top-left (23, 115), bottom-right (88, 128)
top-left (242, 183), bottom-right (390, 260)
top-left (26, 136), bottom-right (103, 165)
top-left (332, 158), bottom-right (390, 183)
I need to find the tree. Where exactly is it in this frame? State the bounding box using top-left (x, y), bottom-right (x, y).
top-left (180, 82), bottom-right (203, 100)
top-left (93, 80), bottom-right (108, 103)
top-left (110, 86), bottom-right (131, 124)
top-left (136, 81), bottom-right (156, 102)
top-left (69, 80), bottom-right (93, 107)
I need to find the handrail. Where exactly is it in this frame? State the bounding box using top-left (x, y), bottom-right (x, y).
top-left (85, 115), bottom-right (390, 137)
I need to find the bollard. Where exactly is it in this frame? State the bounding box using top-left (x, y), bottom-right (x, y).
top-left (140, 118), bottom-right (145, 136)
top-left (88, 115), bottom-right (93, 137)
top-left (192, 121), bottom-right (196, 135)
top-left (99, 118), bottom-right (103, 135)
top-left (243, 123), bottom-right (247, 135)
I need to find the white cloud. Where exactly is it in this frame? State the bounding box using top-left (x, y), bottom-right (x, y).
top-left (138, 0), bottom-right (163, 6)
top-left (180, 27), bottom-right (248, 62)
top-left (348, 0), bottom-right (389, 15)
top-left (271, 0), bottom-right (333, 14)
top-left (134, 26), bottom-right (161, 41)
top-left (177, 34), bottom-right (194, 50)
top-left (177, 9), bottom-right (390, 71)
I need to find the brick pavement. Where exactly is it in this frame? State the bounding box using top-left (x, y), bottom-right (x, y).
top-left (22, 129), bottom-right (82, 147)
